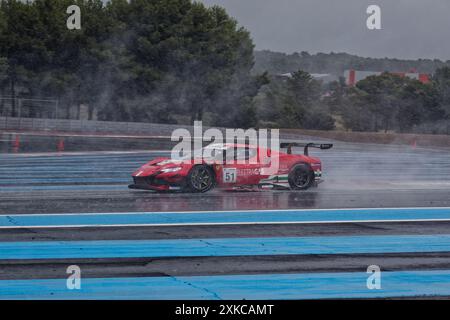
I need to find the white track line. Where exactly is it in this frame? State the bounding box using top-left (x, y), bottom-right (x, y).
top-left (2, 206), bottom-right (449, 217)
top-left (1, 218), bottom-right (450, 229)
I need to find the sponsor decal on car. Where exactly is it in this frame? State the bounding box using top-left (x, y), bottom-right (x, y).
top-left (238, 168), bottom-right (261, 176)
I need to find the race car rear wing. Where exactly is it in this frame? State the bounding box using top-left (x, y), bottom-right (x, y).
top-left (280, 143), bottom-right (333, 156)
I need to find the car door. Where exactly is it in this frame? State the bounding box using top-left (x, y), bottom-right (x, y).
top-left (219, 147), bottom-right (261, 186)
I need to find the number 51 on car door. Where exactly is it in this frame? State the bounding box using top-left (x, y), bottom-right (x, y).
top-left (223, 168), bottom-right (237, 183)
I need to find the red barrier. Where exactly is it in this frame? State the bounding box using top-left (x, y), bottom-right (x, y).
top-left (12, 135), bottom-right (20, 153)
top-left (57, 138), bottom-right (65, 152)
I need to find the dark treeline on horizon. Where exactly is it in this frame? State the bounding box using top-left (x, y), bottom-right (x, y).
top-left (253, 50), bottom-right (450, 76)
top-left (0, 0), bottom-right (450, 135)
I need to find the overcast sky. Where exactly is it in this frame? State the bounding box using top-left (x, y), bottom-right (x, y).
top-left (200, 0), bottom-right (450, 61)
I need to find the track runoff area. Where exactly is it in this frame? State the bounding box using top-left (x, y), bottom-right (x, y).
top-left (0, 138), bottom-right (450, 300)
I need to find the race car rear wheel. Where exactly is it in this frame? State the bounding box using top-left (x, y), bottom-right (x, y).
top-left (185, 165), bottom-right (215, 193)
top-left (288, 163), bottom-right (314, 190)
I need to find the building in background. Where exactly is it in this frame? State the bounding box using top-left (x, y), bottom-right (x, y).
top-left (344, 69), bottom-right (430, 86)
top-left (277, 72), bottom-right (338, 84)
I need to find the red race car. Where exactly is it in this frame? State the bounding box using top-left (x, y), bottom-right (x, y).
top-left (129, 142), bottom-right (333, 192)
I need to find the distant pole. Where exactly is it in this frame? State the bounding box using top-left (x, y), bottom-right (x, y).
top-left (5, 100), bottom-right (7, 129)
top-left (18, 98), bottom-right (22, 127)
top-left (55, 100), bottom-right (59, 119)
top-left (18, 98), bottom-right (21, 117)
top-left (13, 135), bottom-right (20, 153)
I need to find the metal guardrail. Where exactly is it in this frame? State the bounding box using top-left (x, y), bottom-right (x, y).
top-left (0, 116), bottom-right (192, 136)
top-left (0, 97), bottom-right (59, 119)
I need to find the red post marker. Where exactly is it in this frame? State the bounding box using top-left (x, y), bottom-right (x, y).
top-left (13, 135), bottom-right (20, 148)
top-left (412, 139), bottom-right (417, 149)
top-left (57, 138), bottom-right (65, 152)
top-left (12, 135), bottom-right (20, 153)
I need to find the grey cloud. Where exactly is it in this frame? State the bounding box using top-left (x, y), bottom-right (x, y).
top-left (200, 0), bottom-right (450, 61)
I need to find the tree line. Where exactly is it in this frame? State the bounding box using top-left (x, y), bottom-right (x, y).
top-left (253, 50), bottom-right (450, 76)
top-left (0, 0), bottom-right (266, 126)
top-left (0, 0), bottom-right (449, 135)
top-left (254, 69), bottom-right (450, 135)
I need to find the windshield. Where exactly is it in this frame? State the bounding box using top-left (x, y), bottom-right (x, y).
top-left (202, 145), bottom-right (231, 161)
top-left (174, 145), bottom-right (257, 163)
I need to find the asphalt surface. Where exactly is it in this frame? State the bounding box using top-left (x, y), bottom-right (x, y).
top-left (1, 140), bottom-right (450, 299)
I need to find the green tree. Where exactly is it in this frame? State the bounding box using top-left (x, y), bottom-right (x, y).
top-left (396, 80), bottom-right (440, 132)
top-left (433, 67), bottom-right (450, 119)
top-left (254, 71), bottom-right (335, 130)
top-left (0, 0), bottom-right (42, 116)
top-left (0, 0), bottom-right (118, 119)
top-left (0, 0), bottom-right (261, 125)
top-left (337, 73), bottom-right (443, 133)
top-left (102, 0), bottom-right (260, 124)
top-left (340, 87), bottom-right (374, 132)
top-left (278, 70), bottom-right (321, 127)
top-left (282, 70), bottom-right (334, 129)
top-left (356, 73), bottom-right (407, 132)
top-left (0, 57), bottom-right (8, 114)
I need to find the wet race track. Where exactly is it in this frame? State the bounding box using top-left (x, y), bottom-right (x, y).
top-left (1, 138), bottom-right (450, 299)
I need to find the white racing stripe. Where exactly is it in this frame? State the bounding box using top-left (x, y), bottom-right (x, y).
top-left (2, 206), bottom-right (450, 217)
top-left (2, 218), bottom-right (450, 229)
top-left (1, 207), bottom-right (450, 229)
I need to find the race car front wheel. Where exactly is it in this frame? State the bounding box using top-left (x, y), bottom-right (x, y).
top-left (288, 163), bottom-right (314, 190)
top-left (185, 165), bottom-right (215, 193)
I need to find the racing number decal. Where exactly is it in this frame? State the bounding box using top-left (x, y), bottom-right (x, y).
top-left (223, 168), bottom-right (237, 183)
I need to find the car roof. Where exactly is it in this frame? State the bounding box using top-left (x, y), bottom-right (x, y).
top-left (206, 143), bottom-right (259, 149)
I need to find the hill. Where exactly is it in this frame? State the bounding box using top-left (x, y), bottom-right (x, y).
top-left (253, 50), bottom-right (450, 76)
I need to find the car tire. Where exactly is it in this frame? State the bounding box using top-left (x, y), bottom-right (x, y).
top-left (185, 165), bottom-right (216, 193)
top-left (288, 163), bottom-right (315, 190)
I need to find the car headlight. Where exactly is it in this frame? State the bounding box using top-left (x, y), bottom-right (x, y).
top-left (160, 167), bottom-right (182, 173)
